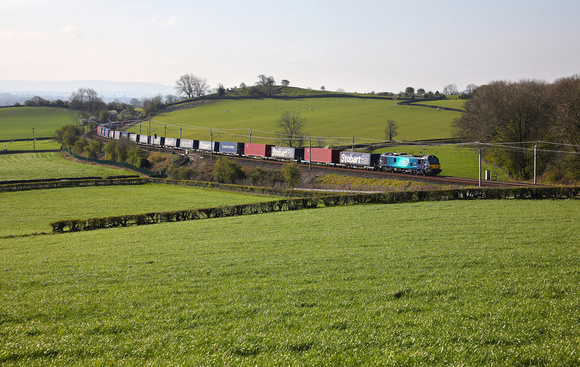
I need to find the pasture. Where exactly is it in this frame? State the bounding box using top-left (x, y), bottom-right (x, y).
top-left (1, 139), bottom-right (61, 151)
top-left (127, 97), bottom-right (460, 144)
top-left (411, 99), bottom-right (466, 110)
top-left (0, 107), bottom-right (75, 140)
top-left (0, 184), bottom-right (277, 237)
top-left (0, 152), bottom-right (129, 181)
top-left (0, 199), bottom-right (578, 365)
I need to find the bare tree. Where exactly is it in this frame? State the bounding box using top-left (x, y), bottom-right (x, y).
top-left (276, 111), bottom-right (306, 147)
top-left (69, 88), bottom-right (106, 121)
top-left (466, 84), bottom-right (478, 93)
top-left (552, 75), bottom-right (580, 153)
top-left (385, 120), bottom-right (398, 142)
top-left (443, 84), bottom-right (458, 95)
top-left (175, 74), bottom-right (209, 98)
top-left (281, 79), bottom-right (290, 87)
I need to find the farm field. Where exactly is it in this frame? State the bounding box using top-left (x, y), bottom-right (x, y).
top-left (0, 184), bottom-right (278, 237)
top-left (411, 99), bottom-right (466, 110)
top-left (0, 107), bottom-right (75, 140)
top-left (127, 97), bottom-right (461, 144)
top-left (0, 200), bottom-right (578, 365)
top-left (1, 139), bottom-right (61, 151)
top-left (0, 152), bottom-right (130, 181)
top-left (375, 145), bottom-right (510, 181)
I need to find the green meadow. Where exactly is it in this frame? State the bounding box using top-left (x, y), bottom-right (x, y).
top-left (0, 184), bottom-right (277, 237)
top-left (127, 97), bottom-right (460, 144)
top-left (0, 152), bottom-right (129, 181)
top-left (1, 200), bottom-right (578, 365)
top-left (1, 139), bottom-right (61, 151)
top-left (0, 107), bottom-right (75, 140)
top-left (411, 99), bottom-right (467, 110)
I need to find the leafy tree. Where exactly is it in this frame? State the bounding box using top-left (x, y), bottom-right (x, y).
top-left (127, 146), bottom-right (149, 167)
top-left (104, 140), bottom-right (117, 161)
top-left (142, 95), bottom-right (163, 116)
top-left (276, 111), bottom-right (306, 147)
top-left (385, 120), bottom-right (398, 142)
top-left (405, 87), bottom-right (415, 96)
top-left (256, 75), bottom-right (277, 97)
top-left (175, 73), bottom-right (209, 98)
top-left (214, 157), bottom-right (245, 183)
top-left (217, 83), bottom-right (226, 96)
top-left (54, 124), bottom-right (83, 150)
top-left (320, 86), bottom-right (326, 91)
top-left (283, 163), bottom-right (301, 188)
top-left (115, 138), bottom-right (131, 162)
top-left (86, 140), bottom-right (104, 158)
top-left (72, 138), bottom-right (89, 155)
top-left (281, 79), bottom-right (290, 87)
top-left (416, 88), bottom-right (426, 96)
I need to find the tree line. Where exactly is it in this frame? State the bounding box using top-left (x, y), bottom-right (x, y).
top-left (454, 76), bottom-right (580, 181)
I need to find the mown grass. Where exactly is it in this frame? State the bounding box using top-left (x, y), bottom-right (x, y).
top-left (0, 184), bottom-right (277, 237)
top-left (375, 145), bottom-right (510, 181)
top-left (0, 107), bottom-right (75, 140)
top-left (0, 200), bottom-right (578, 365)
top-left (128, 97), bottom-right (460, 144)
top-left (1, 139), bottom-right (61, 151)
top-left (0, 152), bottom-right (129, 181)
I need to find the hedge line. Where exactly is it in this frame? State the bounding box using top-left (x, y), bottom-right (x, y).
top-left (50, 198), bottom-right (320, 233)
top-left (50, 186), bottom-right (579, 233)
top-left (0, 178), bottom-right (149, 192)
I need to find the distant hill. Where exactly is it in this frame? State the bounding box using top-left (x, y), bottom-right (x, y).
top-left (0, 80), bottom-right (175, 105)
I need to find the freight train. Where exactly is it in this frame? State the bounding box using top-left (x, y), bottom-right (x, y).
top-left (97, 125), bottom-right (441, 175)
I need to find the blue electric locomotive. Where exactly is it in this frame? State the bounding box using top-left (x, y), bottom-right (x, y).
top-left (379, 152), bottom-right (441, 175)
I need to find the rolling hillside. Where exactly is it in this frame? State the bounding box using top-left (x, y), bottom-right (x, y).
top-left (126, 97), bottom-right (461, 145)
top-left (0, 106), bottom-right (76, 140)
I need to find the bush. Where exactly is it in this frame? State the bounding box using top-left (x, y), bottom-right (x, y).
top-left (214, 157), bottom-right (245, 183)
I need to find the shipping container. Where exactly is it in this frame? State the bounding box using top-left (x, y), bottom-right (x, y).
top-left (129, 133), bottom-right (138, 142)
top-left (120, 131), bottom-right (129, 139)
top-left (304, 147), bottom-right (340, 163)
top-left (165, 137), bottom-right (179, 147)
top-left (138, 135), bottom-right (150, 144)
top-left (339, 152), bottom-right (379, 168)
top-left (179, 139), bottom-right (197, 150)
top-left (152, 136), bottom-right (164, 146)
top-left (113, 131), bottom-right (121, 140)
top-left (244, 143), bottom-right (273, 157)
top-left (271, 146), bottom-right (305, 160)
top-left (198, 140), bottom-right (219, 152)
top-left (219, 141), bottom-right (244, 155)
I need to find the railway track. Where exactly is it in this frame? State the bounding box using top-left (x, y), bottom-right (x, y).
top-left (89, 132), bottom-right (537, 188)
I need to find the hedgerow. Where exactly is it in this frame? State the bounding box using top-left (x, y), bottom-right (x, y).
top-left (50, 186), bottom-right (579, 233)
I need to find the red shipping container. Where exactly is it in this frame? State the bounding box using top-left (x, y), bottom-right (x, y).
top-left (304, 148), bottom-right (340, 163)
top-left (244, 143), bottom-right (273, 157)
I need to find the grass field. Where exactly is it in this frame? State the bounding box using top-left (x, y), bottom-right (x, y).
top-left (375, 145), bottom-right (510, 181)
top-left (0, 183), bottom-right (277, 237)
top-left (127, 97), bottom-right (461, 144)
top-left (1, 139), bottom-right (61, 151)
top-left (411, 99), bottom-right (466, 110)
top-left (0, 200), bottom-right (578, 365)
top-left (0, 152), bottom-right (130, 181)
top-left (0, 107), bottom-right (76, 140)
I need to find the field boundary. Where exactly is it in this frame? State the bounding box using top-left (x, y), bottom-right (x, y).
top-left (49, 186), bottom-right (579, 233)
top-left (0, 177), bottom-right (149, 192)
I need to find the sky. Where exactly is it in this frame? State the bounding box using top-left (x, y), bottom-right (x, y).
top-left (1, 0), bottom-right (579, 94)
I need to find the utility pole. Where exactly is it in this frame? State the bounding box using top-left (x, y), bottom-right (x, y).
top-left (32, 128), bottom-right (35, 151)
top-left (249, 128), bottom-right (252, 143)
top-left (534, 141), bottom-right (538, 185)
top-left (308, 137), bottom-right (312, 170)
top-left (352, 137), bottom-right (354, 152)
top-left (210, 128), bottom-right (213, 160)
top-left (478, 142), bottom-right (482, 187)
top-left (148, 115), bottom-right (151, 151)
top-left (179, 123), bottom-right (182, 140)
